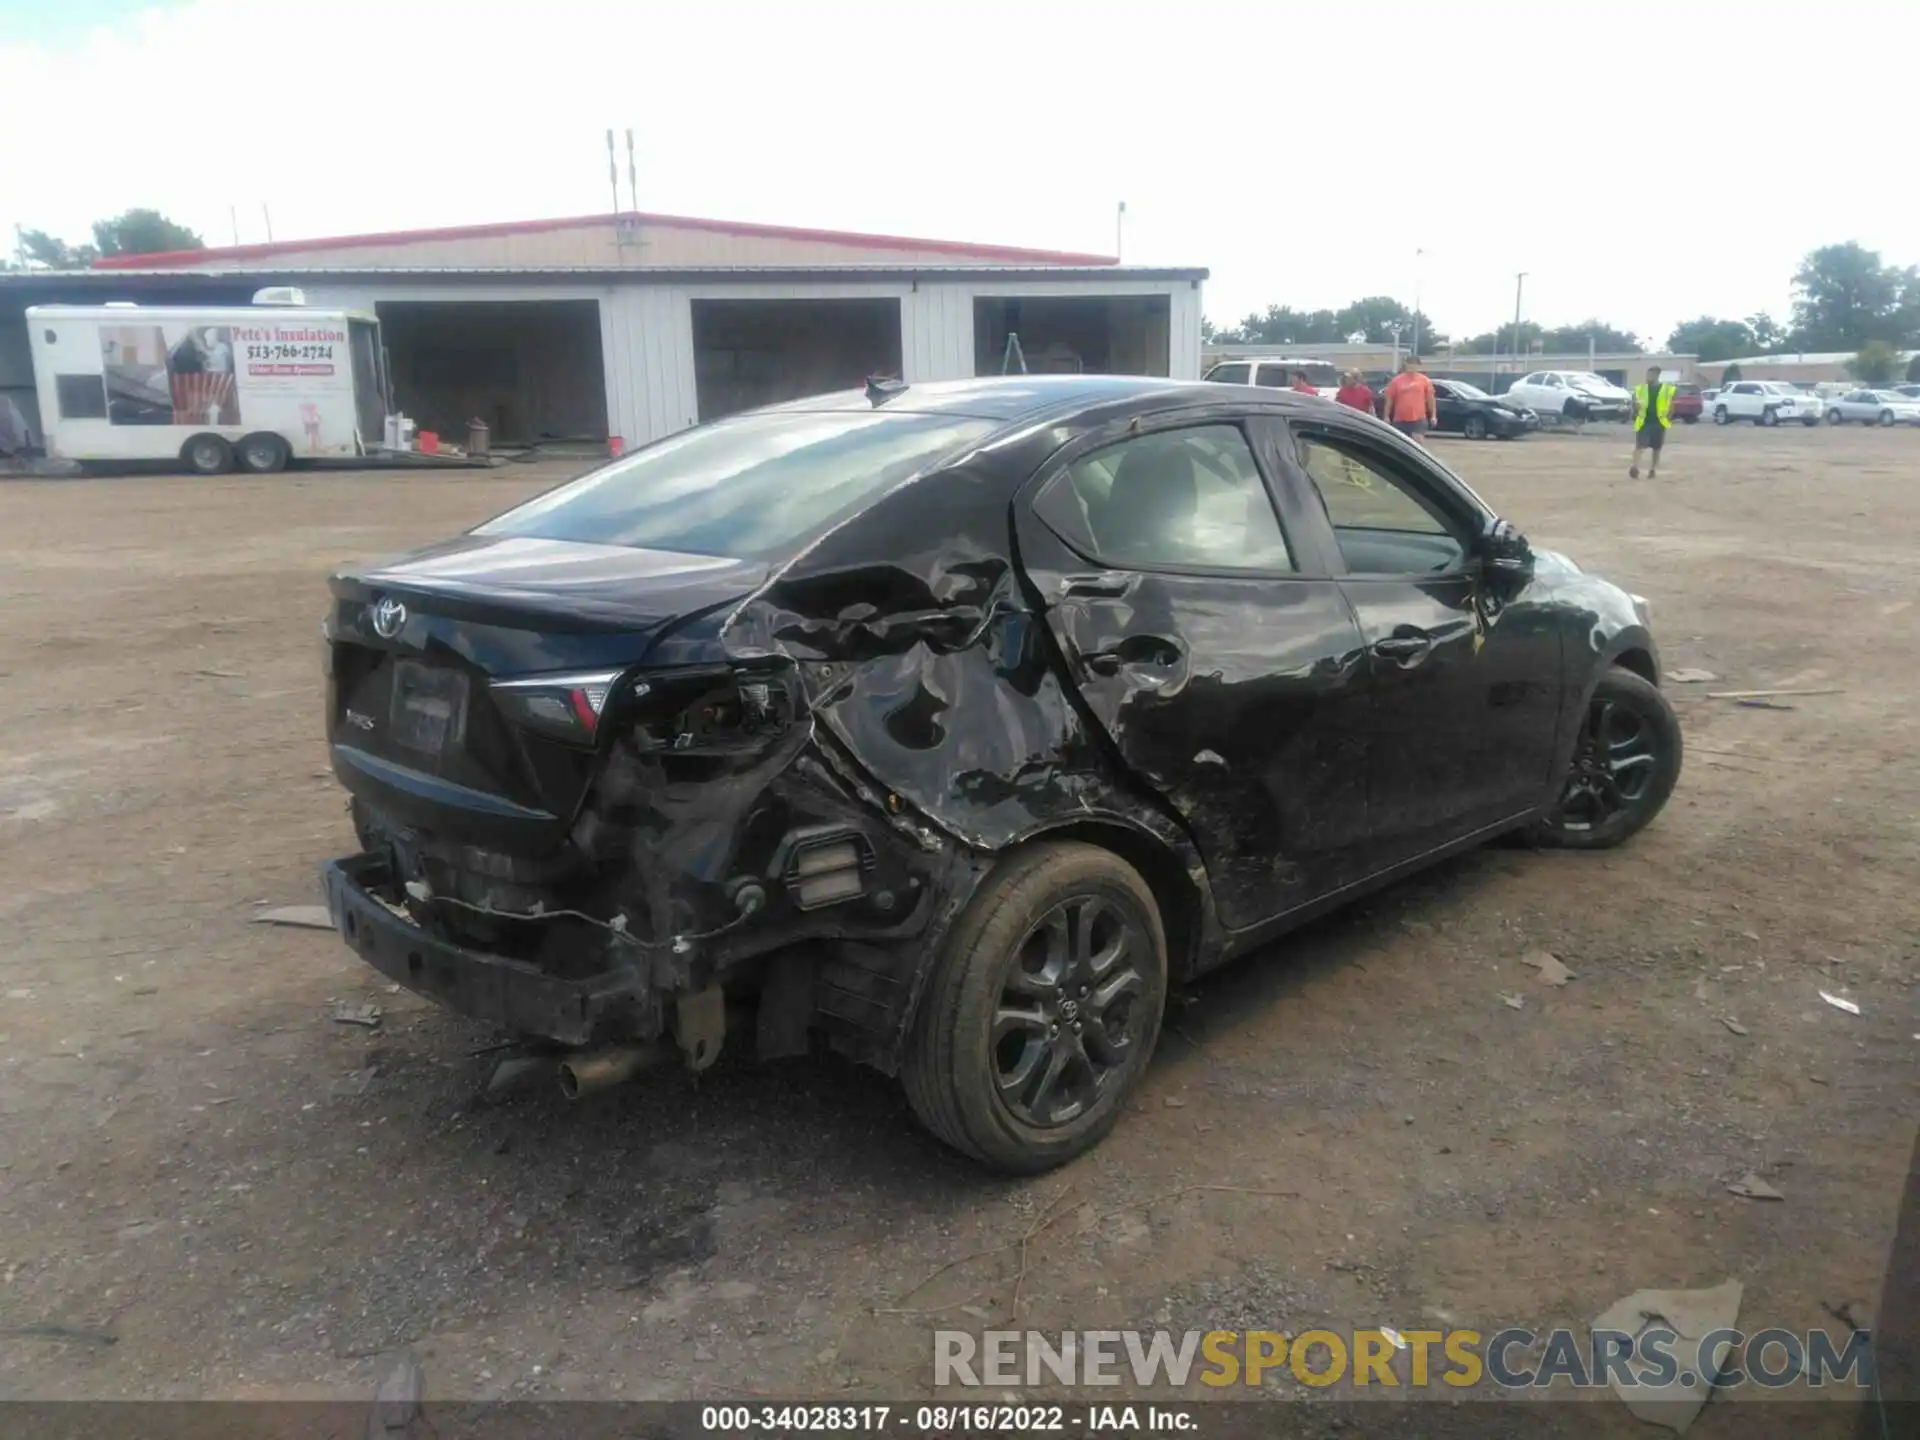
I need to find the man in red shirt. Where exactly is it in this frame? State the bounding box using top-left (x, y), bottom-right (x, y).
top-left (1334, 370), bottom-right (1375, 413)
top-left (1291, 369), bottom-right (1320, 396)
top-left (1382, 355), bottom-right (1437, 441)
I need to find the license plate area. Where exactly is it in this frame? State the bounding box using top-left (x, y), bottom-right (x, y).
top-left (389, 660), bottom-right (469, 758)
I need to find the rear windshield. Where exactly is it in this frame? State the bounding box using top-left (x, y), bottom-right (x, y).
top-left (475, 410), bottom-right (998, 559)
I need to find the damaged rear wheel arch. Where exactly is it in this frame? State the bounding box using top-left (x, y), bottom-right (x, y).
top-left (1022, 820), bottom-right (1203, 982)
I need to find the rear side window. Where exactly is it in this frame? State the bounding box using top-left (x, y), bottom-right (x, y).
top-left (1254, 365), bottom-right (1292, 388)
top-left (1031, 424), bottom-right (1295, 574)
top-left (476, 411), bottom-right (997, 559)
top-left (1206, 364), bottom-right (1250, 385)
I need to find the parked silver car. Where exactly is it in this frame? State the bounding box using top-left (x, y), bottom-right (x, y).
top-left (1824, 389), bottom-right (1920, 426)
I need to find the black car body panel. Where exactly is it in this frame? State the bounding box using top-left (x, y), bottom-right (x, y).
top-left (321, 377), bottom-right (1660, 1071)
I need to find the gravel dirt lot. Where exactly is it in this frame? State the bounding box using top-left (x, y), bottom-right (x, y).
top-left (0, 423), bottom-right (1914, 1430)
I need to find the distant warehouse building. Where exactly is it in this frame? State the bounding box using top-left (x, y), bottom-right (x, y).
top-left (0, 210), bottom-right (1207, 450)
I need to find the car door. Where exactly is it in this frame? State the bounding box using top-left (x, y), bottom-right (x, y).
top-left (1431, 381), bottom-right (1462, 433)
top-left (1015, 412), bottom-right (1375, 931)
top-left (1278, 417), bottom-right (1565, 868)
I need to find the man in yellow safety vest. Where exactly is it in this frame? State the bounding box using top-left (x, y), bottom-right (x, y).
top-left (1630, 365), bottom-right (1675, 479)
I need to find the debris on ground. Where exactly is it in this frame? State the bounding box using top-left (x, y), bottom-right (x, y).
top-left (1819, 991), bottom-right (1862, 1016)
top-left (1591, 1278), bottom-right (1744, 1434)
top-left (1705, 687), bottom-right (1844, 700)
top-left (1667, 668), bottom-right (1717, 683)
top-left (253, 905), bottom-right (334, 930)
top-left (330, 1001), bottom-right (382, 1029)
top-left (0, 1324), bottom-right (119, 1347)
top-left (1726, 1173), bottom-right (1784, 1202)
top-left (1721, 1017), bottom-right (1749, 1036)
top-left (367, 1350), bottom-right (424, 1439)
top-left (1499, 993), bottom-right (1526, 1010)
top-left (1736, 699), bottom-right (1794, 711)
top-left (1522, 949), bottom-right (1574, 986)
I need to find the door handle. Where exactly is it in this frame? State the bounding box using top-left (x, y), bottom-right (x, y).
top-left (1061, 573), bottom-right (1132, 600)
top-left (1372, 634), bottom-right (1433, 661)
top-left (1079, 635), bottom-right (1183, 677)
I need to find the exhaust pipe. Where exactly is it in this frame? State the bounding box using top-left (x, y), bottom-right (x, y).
top-left (556, 1043), bottom-right (667, 1100)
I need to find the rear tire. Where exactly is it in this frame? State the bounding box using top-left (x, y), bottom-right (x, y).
top-left (180, 433), bottom-right (233, 475)
top-left (1681, 414), bottom-right (1698, 424)
top-left (902, 842), bottom-right (1167, 1173)
top-left (1828, 410), bottom-right (1844, 424)
top-left (1534, 668), bottom-right (1682, 851)
top-left (236, 432), bottom-right (290, 474)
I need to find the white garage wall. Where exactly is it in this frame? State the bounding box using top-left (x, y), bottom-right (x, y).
top-left (293, 274), bottom-right (1204, 449)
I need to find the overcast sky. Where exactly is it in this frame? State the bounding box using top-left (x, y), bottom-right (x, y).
top-left (6, 0), bottom-right (1915, 348)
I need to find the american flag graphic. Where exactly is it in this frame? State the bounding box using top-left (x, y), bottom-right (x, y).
top-left (172, 372), bottom-right (235, 425)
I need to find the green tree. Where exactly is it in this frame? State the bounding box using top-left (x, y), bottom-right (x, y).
top-left (1722, 363), bottom-right (1744, 382)
top-left (18, 227), bottom-right (98, 268)
top-left (1457, 322), bottom-right (1543, 356)
top-left (91, 209), bottom-right (202, 257)
top-left (1538, 320), bottom-right (1640, 354)
top-left (1212, 296), bottom-right (1441, 350)
top-left (1848, 340), bottom-right (1900, 384)
top-left (1332, 295), bottom-right (1445, 351)
top-left (1746, 311), bottom-right (1786, 352)
top-left (1790, 242), bottom-right (1906, 350)
top-left (1667, 316), bottom-right (1755, 363)
top-left (1908, 352), bottom-right (1920, 383)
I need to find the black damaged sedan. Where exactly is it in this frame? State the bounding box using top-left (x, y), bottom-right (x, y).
top-left (322, 376), bottom-right (1680, 1171)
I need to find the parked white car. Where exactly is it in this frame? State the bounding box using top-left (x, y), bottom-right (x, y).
top-left (1824, 388), bottom-right (1920, 426)
top-left (1502, 370), bottom-right (1634, 423)
top-left (1203, 358), bottom-right (1341, 399)
top-left (1711, 380), bottom-right (1821, 427)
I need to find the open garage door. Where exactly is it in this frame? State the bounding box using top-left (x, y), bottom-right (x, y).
top-left (974, 295), bottom-right (1171, 377)
top-left (691, 298), bottom-right (902, 422)
top-left (377, 299), bottom-right (607, 445)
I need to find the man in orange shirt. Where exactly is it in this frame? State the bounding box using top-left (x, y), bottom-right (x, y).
top-left (1382, 355), bottom-right (1437, 441)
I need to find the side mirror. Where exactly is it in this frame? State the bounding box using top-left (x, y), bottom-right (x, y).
top-left (1478, 517), bottom-right (1534, 587)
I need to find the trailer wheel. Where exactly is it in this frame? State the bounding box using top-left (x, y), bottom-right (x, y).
top-left (181, 434), bottom-right (233, 475)
top-left (236, 433), bottom-right (290, 474)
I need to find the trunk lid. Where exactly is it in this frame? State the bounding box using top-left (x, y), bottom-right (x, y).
top-left (327, 535), bottom-right (770, 847)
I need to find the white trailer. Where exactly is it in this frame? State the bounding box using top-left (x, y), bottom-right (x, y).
top-left (25, 297), bottom-right (389, 473)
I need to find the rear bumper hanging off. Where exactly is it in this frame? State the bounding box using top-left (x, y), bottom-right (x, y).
top-left (320, 851), bottom-right (656, 1046)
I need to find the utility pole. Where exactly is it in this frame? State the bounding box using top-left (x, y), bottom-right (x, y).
top-left (1412, 247), bottom-right (1424, 358)
top-left (1115, 200), bottom-right (1126, 262)
top-left (1512, 272), bottom-right (1527, 373)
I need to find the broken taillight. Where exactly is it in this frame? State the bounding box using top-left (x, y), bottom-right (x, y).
top-left (490, 669), bottom-right (633, 744)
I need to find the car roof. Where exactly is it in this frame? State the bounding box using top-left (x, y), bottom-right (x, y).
top-left (753, 374), bottom-right (1332, 424)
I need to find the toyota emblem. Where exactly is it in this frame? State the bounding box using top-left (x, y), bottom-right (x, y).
top-left (370, 596), bottom-right (407, 639)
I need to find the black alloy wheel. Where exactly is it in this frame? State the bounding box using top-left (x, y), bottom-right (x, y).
top-left (1535, 668), bottom-right (1682, 850)
top-left (903, 842), bottom-right (1167, 1172)
top-left (991, 894), bottom-right (1152, 1129)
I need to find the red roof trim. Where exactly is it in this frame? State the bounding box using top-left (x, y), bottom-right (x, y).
top-left (92, 210), bottom-right (1117, 270)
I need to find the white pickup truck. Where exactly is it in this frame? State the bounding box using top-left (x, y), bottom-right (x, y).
top-left (1711, 380), bottom-right (1821, 427)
